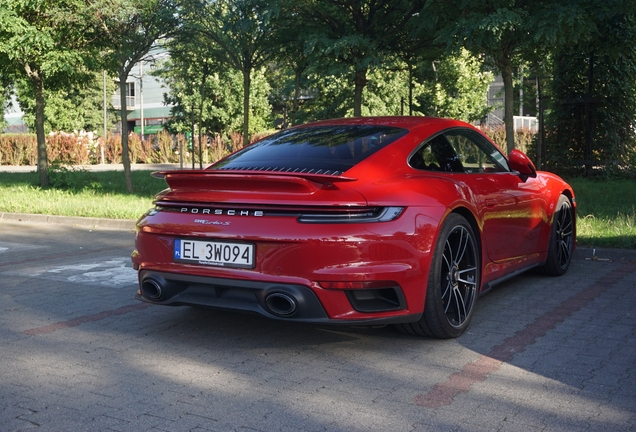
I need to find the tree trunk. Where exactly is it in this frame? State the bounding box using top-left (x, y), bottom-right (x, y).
top-left (292, 68), bottom-right (301, 126)
top-left (585, 52), bottom-right (594, 177)
top-left (408, 62), bottom-right (413, 116)
top-left (199, 71), bottom-right (207, 169)
top-left (118, 70), bottom-right (134, 193)
top-left (536, 74), bottom-right (544, 170)
top-left (501, 64), bottom-right (515, 154)
top-left (242, 68), bottom-right (251, 148)
top-left (353, 68), bottom-right (367, 117)
top-left (33, 76), bottom-right (49, 187)
top-left (191, 107), bottom-right (195, 170)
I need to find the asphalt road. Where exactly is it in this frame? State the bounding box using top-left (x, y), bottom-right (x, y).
top-left (1, 219), bottom-right (635, 432)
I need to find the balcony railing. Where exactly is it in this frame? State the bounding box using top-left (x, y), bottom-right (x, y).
top-left (111, 95), bottom-right (136, 109)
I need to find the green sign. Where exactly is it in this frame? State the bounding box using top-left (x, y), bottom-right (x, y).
top-left (133, 124), bottom-right (163, 134)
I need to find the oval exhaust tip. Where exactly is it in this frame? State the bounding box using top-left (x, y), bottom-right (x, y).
top-left (265, 292), bottom-right (298, 316)
top-left (142, 278), bottom-right (162, 300)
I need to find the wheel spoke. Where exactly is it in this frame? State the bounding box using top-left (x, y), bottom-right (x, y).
top-left (452, 286), bottom-right (467, 323)
top-left (457, 267), bottom-right (477, 285)
top-left (441, 280), bottom-right (452, 309)
top-left (561, 220), bottom-right (573, 236)
top-left (558, 206), bottom-right (569, 226)
top-left (559, 239), bottom-right (571, 265)
top-left (442, 246), bottom-right (451, 271)
top-left (454, 228), bottom-right (468, 265)
top-left (445, 238), bottom-right (455, 266)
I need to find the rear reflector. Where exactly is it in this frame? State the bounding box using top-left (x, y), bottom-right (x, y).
top-left (318, 280), bottom-right (400, 290)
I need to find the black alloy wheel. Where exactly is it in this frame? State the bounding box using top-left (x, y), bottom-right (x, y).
top-left (397, 213), bottom-right (480, 338)
top-left (540, 194), bottom-right (574, 276)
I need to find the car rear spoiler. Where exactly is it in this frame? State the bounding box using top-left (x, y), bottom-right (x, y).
top-left (152, 170), bottom-right (358, 194)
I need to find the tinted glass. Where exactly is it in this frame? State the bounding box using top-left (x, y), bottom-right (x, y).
top-left (409, 128), bottom-right (509, 174)
top-left (211, 125), bottom-right (408, 175)
top-left (446, 130), bottom-right (509, 172)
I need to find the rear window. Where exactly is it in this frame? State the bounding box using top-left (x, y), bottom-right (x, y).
top-left (210, 125), bottom-right (408, 175)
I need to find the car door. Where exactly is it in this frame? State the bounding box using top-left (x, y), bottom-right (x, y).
top-left (410, 128), bottom-right (547, 263)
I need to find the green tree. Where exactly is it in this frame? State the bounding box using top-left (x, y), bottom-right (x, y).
top-left (155, 34), bottom-right (272, 138)
top-left (297, 0), bottom-right (424, 117)
top-left (96, 0), bottom-right (179, 192)
top-left (182, 0), bottom-right (280, 147)
top-left (15, 71), bottom-right (118, 134)
top-left (0, 71), bottom-right (12, 132)
top-left (0, 0), bottom-right (101, 186)
top-left (417, 48), bottom-right (493, 122)
top-left (268, 7), bottom-right (318, 127)
top-left (155, 31), bottom-right (226, 168)
top-left (440, 0), bottom-right (579, 153)
top-left (546, 1), bottom-right (636, 176)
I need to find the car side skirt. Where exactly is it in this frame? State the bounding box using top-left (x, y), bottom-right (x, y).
top-left (479, 262), bottom-right (541, 295)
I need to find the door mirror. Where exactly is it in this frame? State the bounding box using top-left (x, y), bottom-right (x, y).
top-left (508, 149), bottom-right (537, 179)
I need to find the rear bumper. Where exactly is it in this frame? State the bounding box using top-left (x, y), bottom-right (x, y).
top-left (136, 270), bottom-right (422, 325)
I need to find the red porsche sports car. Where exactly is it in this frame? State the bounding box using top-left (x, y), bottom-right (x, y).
top-left (132, 116), bottom-right (575, 338)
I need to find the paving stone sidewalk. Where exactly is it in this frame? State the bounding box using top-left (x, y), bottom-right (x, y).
top-left (0, 219), bottom-right (635, 431)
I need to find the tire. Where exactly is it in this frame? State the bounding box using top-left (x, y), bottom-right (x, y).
top-left (398, 213), bottom-right (480, 338)
top-left (539, 195), bottom-right (574, 276)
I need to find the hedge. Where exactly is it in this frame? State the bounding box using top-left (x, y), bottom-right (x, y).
top-left (1, 127), bottom-right (534, 167)
top-left (0, 130), bottom-right (269, 167)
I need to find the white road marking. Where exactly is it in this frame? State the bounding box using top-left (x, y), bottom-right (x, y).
top-left (65, 258), bottom-right (138, 287)
top-left (0, 241), bottom-right (47, 253)
top-left (3, 257), bottom-right (138, 288)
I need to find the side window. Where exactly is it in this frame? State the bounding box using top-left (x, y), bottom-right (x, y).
top-left (409, 134), bottom-right (465, 173)
top-left (409, 128), bottom-right (510, 174)
top-left (444, 130), bottom-right (509, 173)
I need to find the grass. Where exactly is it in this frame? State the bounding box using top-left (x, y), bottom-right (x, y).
top-left (0, 170), bottom-right (634, 249)
top-left (567, 178), bottom-right (636, 249)
top-left (0, 169), bottom-right (167, 220)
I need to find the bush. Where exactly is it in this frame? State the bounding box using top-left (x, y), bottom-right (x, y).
top-left (47, 162), bottom-right (96, 190)
top-left (47, 131), bottom-right (96, 165)
top-left (153, 130), bottom-right (180, 163)
top-left (0, 130), bottom-right (273, 167)
top-left (0, 134), bottom-right (37, 165)
top-left (480, 126), bottom-right (535, 157)
top-left (102, 134), bottom-right (121, 164)
top-left (207, 134), bottom-right (229, 163)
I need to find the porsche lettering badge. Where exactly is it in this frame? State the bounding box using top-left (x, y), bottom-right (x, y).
top-left (181, 208), bottom-right (264, 217)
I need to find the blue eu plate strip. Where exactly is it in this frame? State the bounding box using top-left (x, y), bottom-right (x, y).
top-left (173, 239), bottom-right (181, 259)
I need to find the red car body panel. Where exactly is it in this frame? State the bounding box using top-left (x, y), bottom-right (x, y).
top-left (132, 116), bottom-right (575, 326)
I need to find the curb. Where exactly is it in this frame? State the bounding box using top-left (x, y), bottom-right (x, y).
top-left (0, 212), bottom-right (136, 231)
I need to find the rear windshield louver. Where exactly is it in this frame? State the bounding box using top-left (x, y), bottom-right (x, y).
top-left (214, 166), bottom-right (343, 176)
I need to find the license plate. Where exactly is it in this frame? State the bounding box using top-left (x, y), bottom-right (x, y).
top-left (174, 239), bottom-right (255, 269)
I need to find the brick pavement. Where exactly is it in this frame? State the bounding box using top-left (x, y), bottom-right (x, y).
top-left (1, 219), bottom-right (635, 431)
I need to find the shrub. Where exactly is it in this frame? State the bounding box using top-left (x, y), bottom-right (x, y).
top-left (46, 131), bottom-right (96, 165)
top-left (229, 131), bottom-right (243, 153)
top-left (153, 130), bottom-right (180, 163)
top-left (208, 134), bottom-right (229, 163)
top-left (0, 134), bottom-right (37, 165)
top-left (250, 130), bottom-right (275, 144)
top-left (104, 134), bottom-right (122, 164)
top-left (480, 126), bottom-right (535, 156)
top-left (0, 129), bottom-right (274, 167)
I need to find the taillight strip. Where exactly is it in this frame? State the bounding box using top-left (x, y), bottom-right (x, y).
top-left (152, 202), bottom-right (404, 224)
